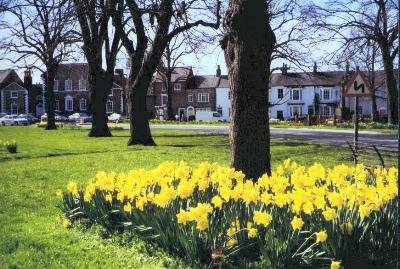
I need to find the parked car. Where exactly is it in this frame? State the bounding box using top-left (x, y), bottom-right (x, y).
top-left (40, 113), bottom-right (68, 122)
top-left (68, 113), bottom-right (92, 123)
top-left (0, 115), bottom-right (28, 126)
top-left (0, 113), bottom-right (7, 118)
top-left (108, 113), bottom-right (124, 123)
top-left (195, 111), bottom-right (222, 122)
top-left (19, 114), bottom-right (40, 124)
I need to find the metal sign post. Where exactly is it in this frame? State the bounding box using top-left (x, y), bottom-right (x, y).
top-left (344, 67), bottom-right (372, 165)
top-left (354, 96), bottom-right (359, 163)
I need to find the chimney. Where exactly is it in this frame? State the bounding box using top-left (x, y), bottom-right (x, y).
top-left (313, 62), bottom-right (318, 73)
top-left (216, 65), bottom-right (221, 77)
top-left (24, 67), bottom-right (32, 88)
top-left (281, 63), bottom-right (289, 75)
top-left (115, 68), bottom-right (124, 77)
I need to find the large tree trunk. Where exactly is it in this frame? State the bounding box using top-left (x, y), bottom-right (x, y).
top-left (128, 2), bottom-right (173, 146)
top-left (88, 72), bottom-right (112, 137)
top-left (128, 79), bottom-right (156, 146)
top-left (44, 68), bottom-right (57, 130)
top-left (379, 42), bottom-right (398, 124)
top-left (222, 0), bottom-right (275, 180)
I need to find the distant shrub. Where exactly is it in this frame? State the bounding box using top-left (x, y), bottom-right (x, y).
top-left (1, 140), bottom-right (17, 153)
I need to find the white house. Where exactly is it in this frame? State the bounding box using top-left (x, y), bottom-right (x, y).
top-left (215, 65), bottom-right (390, 121)
top-left (216, 75), bottom-right (230, 121)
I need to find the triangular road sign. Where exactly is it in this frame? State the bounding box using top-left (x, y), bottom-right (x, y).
top-left (344, 70), bottom-right (372, 97)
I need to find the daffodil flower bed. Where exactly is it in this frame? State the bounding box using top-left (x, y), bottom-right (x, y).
top-left (0, 139), bottom-right (17, 153)
top-left (60, 160), bottom-right (398, 268)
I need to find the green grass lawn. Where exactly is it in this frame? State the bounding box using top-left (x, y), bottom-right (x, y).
top-left (0, 126), bottom-right (352, 269)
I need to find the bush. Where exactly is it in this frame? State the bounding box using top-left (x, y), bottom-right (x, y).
top-left (60, 161), bottom-right (397, 268)
top-left (36, 121), bottom-right (64, 128)
top-left (1, 140), bottom-right (17, 153)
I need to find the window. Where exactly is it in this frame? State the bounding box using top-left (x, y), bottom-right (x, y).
top-left (106, 100), bottom-right (113, 113)
top-left (323, 89), bottom-right (330, 100)
top-left (195, 107), bottom-right (211, 112)
top-left (11, 102), bottom-right (18, 114)
top-left (188, 94), bottom-right (193, 102)
top-left (80, 98), bottom-right (87, 111)
top-left (54, 80), bottom-right (59, 92)
top-left (291, 89), bottom-right (302, 100)
top-left (65, 96), bottom-right (73, 112)
top-left (197, 93), bottom-right (209, 103)
top-left (109, 89), bottom-right (113, 96)
top-left (79, 79), bottom-right (86, 91)
top-left (290, 106), bottom-right (302, 117)
top-left (11, 91), bottom-right (18, 98)
top-left (65, 79), bottom-right (72, 91)
top-left (278, 88), bottom-right (284, 99)
top-left (161, 84), bottom-right (166, 92)
top-left (174, 83), bottom-right (181, 91)
top-left (161, 94), bottom-right (168, 106)
top-left (55, 100), bottom-right (60, 112)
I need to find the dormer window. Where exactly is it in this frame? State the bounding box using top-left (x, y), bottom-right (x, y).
top-left (65, 79), bottom-right (72, 91)
top-left (161, 83), bottom-right (166, 92)
top-left (11, 91), bottom-right (18, 98)
top-left (174, 83), bottom-right (182, 91)
top-left (322, 89), bottom-right (330, 100)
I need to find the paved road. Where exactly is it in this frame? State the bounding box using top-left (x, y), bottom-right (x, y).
top-left (148, 124), bottom-right (397, 148)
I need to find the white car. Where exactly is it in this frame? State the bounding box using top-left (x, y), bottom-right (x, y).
top-left (68, 113), bottom-right (92, 123)
top-left (0, 115), bottom-right (29, 126)
top-left (108, 113), bottom-right (124, 123)
top-left (195, 111), bottom-right (222, 122)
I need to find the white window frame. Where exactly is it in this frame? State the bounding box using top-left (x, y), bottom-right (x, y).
top-left (161, 94), bottom-right (168, 106)
top-left (290, 106), bottom-right (303, 117)
top-left (65, 79), bottom-right (72, 91)
top-left (322, 105), bottom-right (331, 116)
top-left (188, 94), bottom-right (193, 102)
top-left (79, 98), bottom-right (87, 111)
top-left (65, 96), bottom-right (73, 112)
top-left (55, 100), bottom-right (60, 112)
top-left (322, 89), bottom-right (330, 100)
top-left (174, 83), bottom-right (182, 91)
top-left (106, 100), bottom-right (113, 114)
top-left (54, 80), bottom-right (59, 92)
top-left (197, 93), bottom-right (209, 103)
top-left (195, 107), bottom-right (211, 112)
top-left (290, 89), bottom-right (302, 101)
top-left (79, 79), bottom-right (86, 91)
top-left (11, 91), bottom-right (18, 98)
top-left (161, 83), bottom-right (166, 92)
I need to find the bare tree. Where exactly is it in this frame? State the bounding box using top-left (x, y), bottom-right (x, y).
top-left (72, 0), bottom-right (122, 137)
top-left (222, 0), bottom-right (275, 179)
top-left (155, 35), bottom-right (201, 120)
top-left (308, 0), bottom-right (399, 124)
top-left (115, 0), bottom-right (221, 146)
top-left (2, 0), bottom-right (76, 129)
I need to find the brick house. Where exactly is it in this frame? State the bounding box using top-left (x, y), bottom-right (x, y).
top-left (150, 66), bottom-right (221, 120)
top-left (0, 69), bottom-right (30, 115)
top-left (48, 63), bottom-right (126, 115)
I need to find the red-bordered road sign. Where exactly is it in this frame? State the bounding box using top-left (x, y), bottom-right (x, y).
top-left (344, 70), bottom-right (373, 97)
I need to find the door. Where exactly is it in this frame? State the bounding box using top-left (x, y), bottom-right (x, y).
top-left (178, 108), bottom-right (186, 121)
top-left (277, 110), bottom-right (283, 120)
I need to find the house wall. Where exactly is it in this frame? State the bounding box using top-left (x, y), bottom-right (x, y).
top-left (0, 83), bottom-right (28, 115)
top-left (216, 87), bottom-right (230, 121)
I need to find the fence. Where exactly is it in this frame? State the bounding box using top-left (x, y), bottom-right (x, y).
top-left (346, 141), bottom-right (397, 168)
